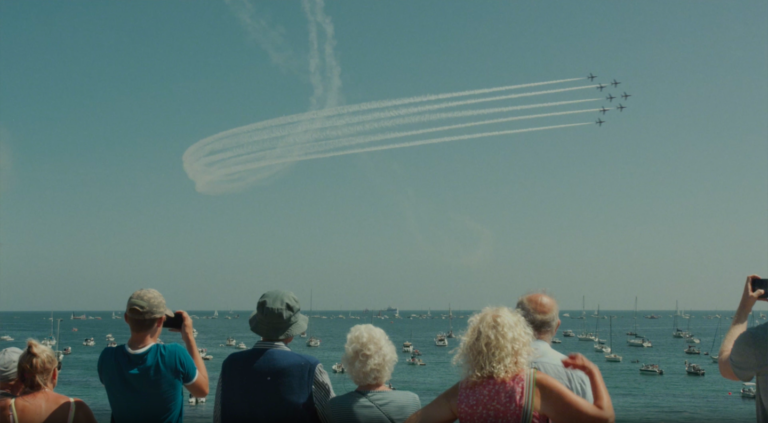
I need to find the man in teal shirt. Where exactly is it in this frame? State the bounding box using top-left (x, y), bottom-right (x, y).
top-left (98, 289), bottom-right (209, 423)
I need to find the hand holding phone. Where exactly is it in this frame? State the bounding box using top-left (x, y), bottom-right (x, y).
top-left (751, 278), bottom-right (768, 300)
top-left (163, 312), bottom-right (184, 330)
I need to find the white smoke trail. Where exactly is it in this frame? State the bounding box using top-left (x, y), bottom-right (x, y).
top-left (203, 109), bottom-right (599, 173)
top-left (183, 77), bottom-right (585, 161)
top-left (184, 85), bottom-right (596, 162)
top-left (194, 99), bottom-right (601, 166)
top-left (193, 123), bottom-right (591, 191)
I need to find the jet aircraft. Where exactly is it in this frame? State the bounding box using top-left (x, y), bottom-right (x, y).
top-left (587, 73), bottom-right (597, 81)
top-left (595, 118), bottom-right (605, 127)
top-left (616, 104), bottom-right (626, 112)
top-left (599, 107), bottom-right (610, 115)
top-left (611, 79), bottom-right (621, 87)
top-left (596, 83), bottom-right (606, 91)
top-left (606, 94), bottom-right (615, 102)
top-left (621, 92), bottom-right (632, 100)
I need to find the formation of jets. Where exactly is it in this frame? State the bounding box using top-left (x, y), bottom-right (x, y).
top-left (587, 73), bottom-right (631, 128)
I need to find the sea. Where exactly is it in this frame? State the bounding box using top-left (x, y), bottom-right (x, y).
top-left (0, 310), bottom-right (760, 423)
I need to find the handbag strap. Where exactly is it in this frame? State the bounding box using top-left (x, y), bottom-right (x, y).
top-left (355, 390), bottom-right (397, 423)
top-left (521, 368), bottom-right (537, 423)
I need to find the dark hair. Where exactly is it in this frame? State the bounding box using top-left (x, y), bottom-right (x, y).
top-left (125, 315), bottom-right (161, 333)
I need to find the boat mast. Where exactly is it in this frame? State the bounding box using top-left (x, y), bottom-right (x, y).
top-left (633, 296), bottom-right (638, 333)
top-left (709, 315), bottom-right (722, 354)
top-left (594, 304), bottom-right (600, 338)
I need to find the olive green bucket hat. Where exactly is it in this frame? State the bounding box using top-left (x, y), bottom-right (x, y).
top-left (249, 290), bottom-right (308, 340)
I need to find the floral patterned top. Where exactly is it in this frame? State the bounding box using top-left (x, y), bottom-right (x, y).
top-left (457, 370), bottom-right (548, 423)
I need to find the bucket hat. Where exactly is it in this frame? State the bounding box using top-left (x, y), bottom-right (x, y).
top-left (249, 290), bottom-right (308, 340)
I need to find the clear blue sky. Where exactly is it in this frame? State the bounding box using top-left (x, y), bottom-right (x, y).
top-left (1, 1), bottom-right (766, 312)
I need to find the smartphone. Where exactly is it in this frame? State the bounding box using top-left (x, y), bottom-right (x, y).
top-left (163, 312), bottom-right (184, 330)
top-left (751, 279), bottom-right (768, 299)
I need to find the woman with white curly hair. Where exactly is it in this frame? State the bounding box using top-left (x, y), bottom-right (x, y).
top-left (327, 324), bottom-right (421, 423)
top-left (406, 307), bottom-right (614, 423)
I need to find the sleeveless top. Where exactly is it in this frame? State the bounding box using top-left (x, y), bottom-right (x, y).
top-left (9, 397), bottom-right (76, 423)
top-left (457, 369), bottom-right (548, 423)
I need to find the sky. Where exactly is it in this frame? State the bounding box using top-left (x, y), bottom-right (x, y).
top-left (1, 1), bottom-right (766, 312)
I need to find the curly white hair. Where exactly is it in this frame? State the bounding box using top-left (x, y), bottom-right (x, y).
top-left (341, 324), bottom-right (398, 386)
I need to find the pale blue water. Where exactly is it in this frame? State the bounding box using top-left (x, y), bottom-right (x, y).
top-left (0, 311), bottom-right (758, 422)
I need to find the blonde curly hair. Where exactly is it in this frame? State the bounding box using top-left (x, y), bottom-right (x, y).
top-left (341, 324), bottom-right (398, 386)
top-left (452, 306), bottom-right (534, 381)
top-left (18, 339), bottom-right (58, 391)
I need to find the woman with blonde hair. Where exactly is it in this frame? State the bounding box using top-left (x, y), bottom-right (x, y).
top-left (327, 324), bottom-right (421, 422)
top-left (406, 307), bottom-right (614, 423)
top-left (0, 340), bottom-right (96, 423)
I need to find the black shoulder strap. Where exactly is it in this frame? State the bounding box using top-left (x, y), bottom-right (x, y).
top-left (355, 391), bottom-right (397, 423)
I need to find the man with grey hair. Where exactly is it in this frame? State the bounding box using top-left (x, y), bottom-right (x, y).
top-left (517, 293), bottom-right (593, 403)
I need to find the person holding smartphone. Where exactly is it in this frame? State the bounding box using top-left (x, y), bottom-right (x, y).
top-left (98, 289), bottom-right (209, 423)
top-left (718, 275), bottom-right (768, 422)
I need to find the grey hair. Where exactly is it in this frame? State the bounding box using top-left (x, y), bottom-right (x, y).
top-left (516, 294), bottom-right (559, 336)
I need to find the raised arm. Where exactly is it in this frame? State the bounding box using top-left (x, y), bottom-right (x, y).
top-left (405, 382), bottom-right (459, 423)
top-left (719, 275), bottom-right (765, 380)
top-left (171, 310), bottom-right (209, 397)
top-left (537, 354), bottom-right (614, 423)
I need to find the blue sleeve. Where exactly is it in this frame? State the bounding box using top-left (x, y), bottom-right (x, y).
top-left (173, 344), bottom-right (198, 385)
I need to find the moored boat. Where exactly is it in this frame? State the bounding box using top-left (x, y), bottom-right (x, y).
top-left (684, 360), bottom-right (705, 376)
top-left (639, 364), bottom-right (664, 375)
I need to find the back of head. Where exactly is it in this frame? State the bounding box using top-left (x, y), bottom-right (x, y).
top-left (17, 340), bottom-right (58, 391)
top-left (516, 293), bottom-right (559, 338)
top-left (341, 324), bottom-right (397, 386)
top-left (0, 347), bottom-right (23, 385)
top-left (453, 307), bottom-right (533, 381)
top-left (125, 288), bottom-right (175, 334)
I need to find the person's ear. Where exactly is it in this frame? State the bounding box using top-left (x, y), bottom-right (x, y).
top-left (157, 317), bottom-right (165, 328)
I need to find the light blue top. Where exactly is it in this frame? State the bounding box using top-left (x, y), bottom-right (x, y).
top-left (731, 321), bottom-right (768, 422)
top-left (530, 339), bottom-right (593, 404)
top-left (326, 389), bottom-right (421, 423)
top-left (98, 343), bottom-right (198, 423)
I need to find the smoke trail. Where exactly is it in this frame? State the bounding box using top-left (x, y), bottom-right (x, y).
top-left (194, 99), bottom-right (601, 166)
top-left (184, 85), bottom-right (596, 162)
top-left (183, 78), bottom-right (585, 161)
top-left (204, 109), bottom-right (599, 173)
top-left (197, 123), bottom-right (592, 188)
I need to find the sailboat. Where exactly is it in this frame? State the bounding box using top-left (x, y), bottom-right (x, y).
top-left (708, 315), bottom-right (723, 363)
top-left (41, 312), bottom-right (57, 347)
top-left (672, 300), bottom-right (687, 338)
top-left (212, 310), bottom-right (218, 319)
top-left (577, 296), bottom-right (595, 341)
top-left (593, 305), bottom-right (609, 352)
top-left (446, 304), bottom-right (455, 338)
top-left (627, 297), bottom-right (652, 347)
top-left (605, 316), bottom-right (622, 362)
top-left (306, 290), bottom-right (320, 347)
top-left (684, 313), bottom-right (700, 344)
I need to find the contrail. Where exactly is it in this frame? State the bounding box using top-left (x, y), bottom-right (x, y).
top-left (203, 109), bottom-right (600, 172)
top-left (194, 99), bottom-right (601, 166)
top-left (184, 78), bottom-right (586, 158)
top-left (203, 123), bottom-right (592, 183)
top-left (184, 85), bottom-right (596, 162)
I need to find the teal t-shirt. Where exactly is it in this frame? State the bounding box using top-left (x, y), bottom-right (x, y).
top-left (98, 343), bottom-right (197, 423)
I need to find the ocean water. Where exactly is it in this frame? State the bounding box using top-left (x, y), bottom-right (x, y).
top-left (0, 310), bottom-right (759, 423)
